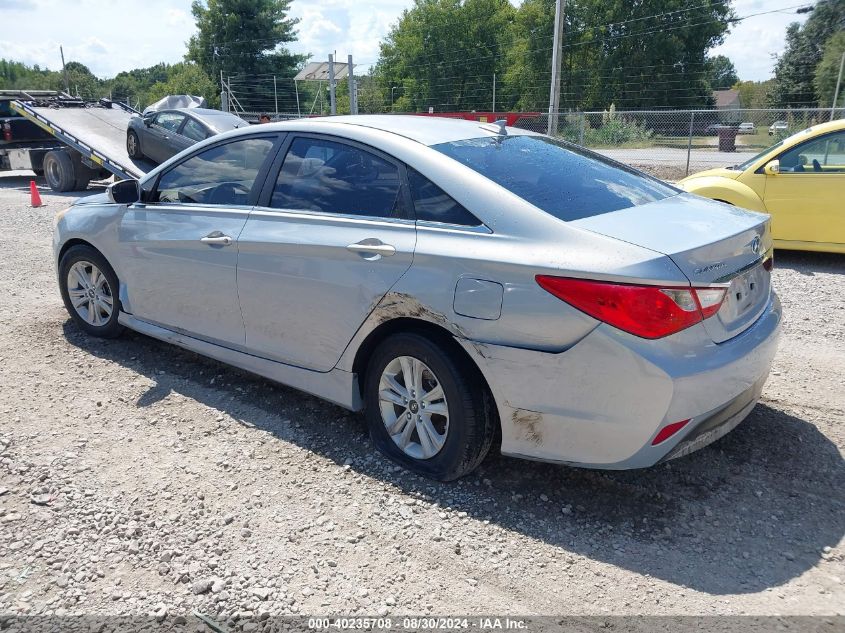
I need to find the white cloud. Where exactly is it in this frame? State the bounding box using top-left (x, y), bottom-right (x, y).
top-left (711, 0), bottom-right (810, 81)
top-left (0, 0), bottom-right (811, 83)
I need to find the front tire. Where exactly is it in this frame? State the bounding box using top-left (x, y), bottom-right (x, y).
top-left (58, 245), bottom-right (124, 338)
top-left (127, 130), bottom-right (143, 159)
top-left (364, 333), bottom-right (495, 481)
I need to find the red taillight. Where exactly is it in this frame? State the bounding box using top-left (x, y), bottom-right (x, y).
top-left (2, 123), bottom-right (10, 142)
top-left (535, 275), bottom-right (727, 339)
top-left (652, 419), bottom-right (691, 445)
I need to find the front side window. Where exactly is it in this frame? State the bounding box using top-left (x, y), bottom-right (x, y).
top-left (778, 132), bottom-right (845, 173)
top-left (433, 135), bottom-right (678, 222)
top-left (155, 112), bottom-right (185, 133)
top-left (408, 169), bottom-right (480, 226)
top-left (271, 137), bottom-right (404, 218)
top-left (155, 137), bottom-right (274, 205)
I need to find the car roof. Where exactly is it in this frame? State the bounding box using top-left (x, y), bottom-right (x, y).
top-left (268, 114), bottom-right (540, 146)
top-left (778, 118), bottom-right (845, 148)
top-left (170, 108), bottom-right (238, 117)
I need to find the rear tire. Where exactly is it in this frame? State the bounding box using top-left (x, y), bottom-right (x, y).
top-left (364, 333), bottom-right (495, 481)
top-left (58, 245), bottom-right (124, 339)
top-left (43, 150), bottom-right (76, 192)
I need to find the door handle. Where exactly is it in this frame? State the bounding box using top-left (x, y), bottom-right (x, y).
top-left (346, 240), bottom-right (396, 257)
top-left (201, 231), bottom-right (232, 246)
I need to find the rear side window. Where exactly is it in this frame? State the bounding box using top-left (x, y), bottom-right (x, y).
top-left (408, 169), bottom-right (481, 226)
top-left (155, 137), bottom-right (274, 205)
top-left (181, 118), bottom-right (208, 142)
top-left (271, 137), bottom-right (404, 218)
top-left (433, 135), bottom-right (677, 221)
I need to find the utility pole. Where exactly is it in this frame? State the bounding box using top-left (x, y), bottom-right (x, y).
top-left (273, 76), bottom-right (278, 116)
top-left (220, 70), bottom-right (228, 112)
top-left (547, 0), bottom-right (566, 136)
top-left (328, 54), bottom-right (337, 115)
top-left (59, 46), bottom-right (70, 95)
top-left (492, 73), bottom-right (496, 113)
top-left (348, 54), bottom-right (357, 115)
top-left (832, 51), bottom-right (845, 121)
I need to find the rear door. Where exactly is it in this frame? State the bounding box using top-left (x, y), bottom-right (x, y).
top-left (117, 134), bottom-right (280, 346)
top-left (763, 130), bottom-right (845, 246)
top-left (177, 116), bottom-right (210, 152)
top-left (236, 134), bottom-right (416, 371)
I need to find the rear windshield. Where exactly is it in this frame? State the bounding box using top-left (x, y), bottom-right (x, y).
top-left (203, 112), bottom-right (247, 133)
top-left (432, 135), bottom-right (678, 221)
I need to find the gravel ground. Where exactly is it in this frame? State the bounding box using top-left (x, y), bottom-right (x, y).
top-left (0, 172), bottom-right (843, 623)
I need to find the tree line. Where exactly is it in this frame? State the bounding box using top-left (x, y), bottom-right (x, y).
top-left (1, 0), bottom-right (842, 114)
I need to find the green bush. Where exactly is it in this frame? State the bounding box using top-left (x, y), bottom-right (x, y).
top-left (585, 115), bottom-right (653, 146)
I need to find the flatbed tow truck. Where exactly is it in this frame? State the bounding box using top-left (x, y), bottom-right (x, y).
top-left (1, 90), bottom-right (155, 191)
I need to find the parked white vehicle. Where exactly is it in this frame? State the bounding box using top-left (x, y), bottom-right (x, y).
top-left (769, 120), bottom-right (789, 136)
top-left (738, 122), bottom-right (756, 134)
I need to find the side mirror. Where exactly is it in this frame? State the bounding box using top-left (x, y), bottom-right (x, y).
top-left (764, 160), bottom-right (780, 176)
top-left (108, 179), bottom-right (141, 205)
top-left (143, 116), bottom-right (153, 127)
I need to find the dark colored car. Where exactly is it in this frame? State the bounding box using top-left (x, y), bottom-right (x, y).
top-left (0, 91), bottom-right (63, 174)
top-left (126, 108), bottom-right (247, 164)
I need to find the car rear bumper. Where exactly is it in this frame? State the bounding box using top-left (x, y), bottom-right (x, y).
top-left (459, 293), bottom-right (781, 469)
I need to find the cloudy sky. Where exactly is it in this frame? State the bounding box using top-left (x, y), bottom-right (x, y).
top-left (0, 0), bottom-right (810, 82)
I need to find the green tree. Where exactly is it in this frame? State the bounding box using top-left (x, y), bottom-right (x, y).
top-left (771, 0), bottom-right (845, 107)
top-left (500, 0), bottom-right (557, 111)
top-left (110, 64), bottom-right (171, 106)
top-left (733, 79), bottom-right (775, 109)
top-left (147, 63), bottom-right (219, 107)
top-left (447, 0), bottom-right (734, 112)
top-left (374, 0), bottom-right (516, 112)
top-left (187, 0), bottom-right (304, 111)
top-left (814, 31), bottom-right (845, 108)
top-left (705, 55), bottom-right (739, 90)
top-left (0, 59), bottom-right (53, 90)
top-left (63, 61), bottom-right (103, 99)
top-left (571, 0), bottom-right (733, 110)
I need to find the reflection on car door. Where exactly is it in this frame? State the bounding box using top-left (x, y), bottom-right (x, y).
top-left (147, 111), bottom-right (186, 163)
top-left (117, 135), bottom-right (279, 346)
top-left (765, 131), bottom-right (845, 246)
top-left (237, 134), bottom-right (416, 371)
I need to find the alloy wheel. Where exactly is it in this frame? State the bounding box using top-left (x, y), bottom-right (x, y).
top-left (66, 261), bottom-right (114, 326)
top-left (378, 355), bottom-right (449, 459)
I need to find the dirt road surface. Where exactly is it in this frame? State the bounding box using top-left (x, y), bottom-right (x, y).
top-left (0, 174), bottom-right (842, 623)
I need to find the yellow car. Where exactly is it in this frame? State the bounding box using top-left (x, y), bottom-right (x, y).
top-left (678, 119), bottom-right (845, 254)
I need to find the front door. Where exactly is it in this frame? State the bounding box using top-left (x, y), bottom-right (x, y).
top-left (237, 134), bottom-right (416, 371)
top-left (146, 111), bottom-right (186, 163)
top-left (764, 130), bottom-right (845, 247)
top-left (117, 135), bottom-right (279, 346)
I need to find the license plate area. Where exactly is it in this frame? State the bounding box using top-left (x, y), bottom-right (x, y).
top-left (716, 263), bottom-right (770, 332)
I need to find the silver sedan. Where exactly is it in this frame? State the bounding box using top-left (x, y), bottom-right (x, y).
top-left (53, 116), bottom-right (781, 480)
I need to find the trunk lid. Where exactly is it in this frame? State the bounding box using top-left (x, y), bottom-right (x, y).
top-left (570, 193), bottom-right (772, 343)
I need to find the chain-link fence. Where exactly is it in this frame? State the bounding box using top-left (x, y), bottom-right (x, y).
top-left (216, 103), bottom-right (845, 180)
top-left (513, 108), bottom-right (845, 180)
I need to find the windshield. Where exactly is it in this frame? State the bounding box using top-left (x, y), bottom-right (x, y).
top-left (735, 140), bottom-right (784, 171)
top-left (432, 135), bottom-right (678, 222)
